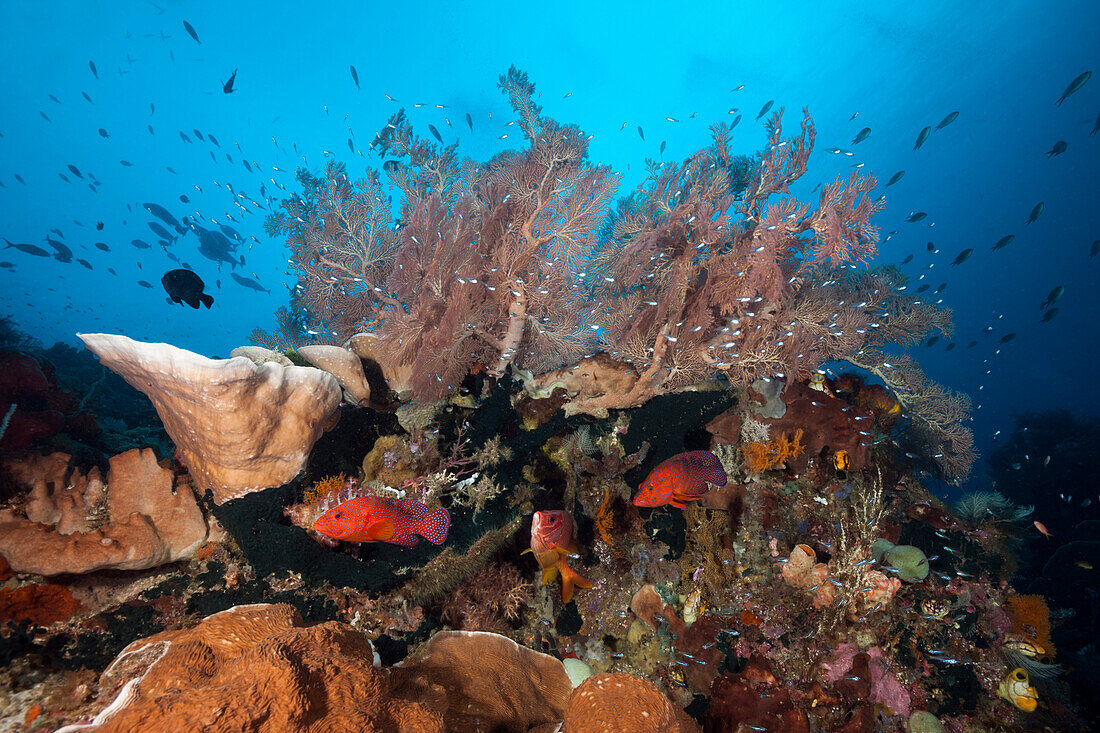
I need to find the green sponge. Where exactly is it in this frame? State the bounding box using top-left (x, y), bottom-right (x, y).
top-left (872, 539), bottom-right (929, 583)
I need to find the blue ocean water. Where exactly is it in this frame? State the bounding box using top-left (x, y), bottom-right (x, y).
top-left (0, 0), bottom-right (1096, 495)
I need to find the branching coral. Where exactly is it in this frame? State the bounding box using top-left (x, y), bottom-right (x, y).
top-left (843, 350), bottom-right (974, 483)
top-left (741, 428), bottom-right (805, 473)
top-left (439, 562), bottom-right (535, 633)
top-left (265, 69), bottom-right (962, 424)
top-left (814, 472), bottom-right (896, 635)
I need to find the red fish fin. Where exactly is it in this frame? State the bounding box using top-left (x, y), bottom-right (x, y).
top-left (669, 498), bottom-right (689, 509)
top-left (366, 519), bottom-right (395, 542)
top-left (560, 561), bottom-right (592, 604)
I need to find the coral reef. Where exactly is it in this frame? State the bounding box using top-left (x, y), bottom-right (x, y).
top-left (4, 68), bottom-right (1088, 733)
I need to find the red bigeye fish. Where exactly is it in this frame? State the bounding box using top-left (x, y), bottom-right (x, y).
top-left (525, 510), bottom-right (592, 603)
top-left (312, 496), bottom-right (449, 547)
top-left (633, 450), bottom-right (727, 509)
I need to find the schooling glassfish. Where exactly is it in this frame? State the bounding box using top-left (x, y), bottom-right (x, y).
top-left (525, 510), bottom-right (591, 603)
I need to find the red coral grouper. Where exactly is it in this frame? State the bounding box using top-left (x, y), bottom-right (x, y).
top-left (312, 496), bottom-right (450, 547)
top-left (633, 450), bottom-right (728, 509)
top-left (526, 510), bottom-right (592, 603)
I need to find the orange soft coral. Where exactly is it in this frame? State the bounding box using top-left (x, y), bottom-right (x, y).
top-left (304, 473), bottom-right (347, 506)
top-left (741, 428), bottom-right (805, 473)
top-left (1006, 594), bottom-right (1055, 655)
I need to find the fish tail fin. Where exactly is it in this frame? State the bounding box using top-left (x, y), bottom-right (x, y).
top-left (541, 565), bottom-right (560, 587)
top-left (200, 293), bottom-right (214, 308)
top-left (559, 561), bottom-right (592, 604)
top-left (416, 506), bottom-right (450, 545)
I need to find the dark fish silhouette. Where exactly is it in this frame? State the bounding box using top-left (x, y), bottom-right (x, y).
top-left (991, 235), bottom-right (1015, 250)
top-left (1056, 71), bottom-right (1090, 105)
top-left (350, 65), bottom-right (359, 90)
top-left (1025, 202), bottom-right (1044, 226)
top-left (193, 129), bottom-right (205, 142)
top-left (925, 336), bottom-right (939, 347)
top-left (852, 127), bottom-right (870, 144)
top-left (901, 254), bottom-right (914, 264)
top-left (67, 164), bottom-right (82, 178)
top-left (945, 342), bottom-right (956, 351)
top-left (951, 248), bottom-right (973, 265)
top-left (935, 111), bottom-right (958, 130)
top-left (89, 60), bottom-right (97, 78)
top-left (1092, 112), bottom-right (1100, 137)
top-left (183, 20), bottom-right (200, 44)
top-left (82, 91), bottom-right (93, 104)
top-left (230, 272), bottom-right (270, 293)
top-left (131, 239), bottom-right (152, 249)
top-left (163, 268), bottom-right (214, 308)
top-left (143, 203), bottom-right (186, 233)
top-left (756, 100), bottom-right (774, 120)
top-left (46, 237), bottom-right (72, 262)
top-left (148, 221), bottom-right (176, 241)
top-left (906, 212), bottom-right (927, 223)
top-left (466, 112), bottom-right (473, 131)
top-left (119, 160), bottom-right (133, 167)
top-left (180, 131), bottom-right (192, 143)
top-left (659, 140), bottom-right (667, 156)
top-left (209, 134), bottom-right (219, 147)
top-left (1041, 308), bottom-right (1059, 322)
top-left (138, 280), bottom-right (153, 288)
top-left (637, 126), bottom-right (644, 141)
top-left (428, 124), bottom-right (443, 144)
top-left (94, 242), bottom-right (110, 252)
top-left (1091, 240), bottom-right (1100, 258)
top-left (914, 126), bottom-right (931, 150)
top-left (77, 258), bottom-right (93, 269)
top-left (886, 171), bottom-right (905, 186)
top-left (730, 114), bottom-right (741, 128)
top-left (4, 240), bottom-right (49, 257)
top-left (98, 128), bottom-right (109, 138)
top-left (1040, 285), bottom-right (1064, 309)
top-left (999, 332), bottom-right (1017, 344)
top-left (1045, 140), bottom-right (1067, 157)
top-left (222, 68), bottom-right (237, 94)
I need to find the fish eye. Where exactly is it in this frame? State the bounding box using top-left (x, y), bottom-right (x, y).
top-left (334, 512), bottom-right (342, 519)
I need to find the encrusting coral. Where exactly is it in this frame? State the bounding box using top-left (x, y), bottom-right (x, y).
top-left (0, 448), bottom-right (208, 575)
